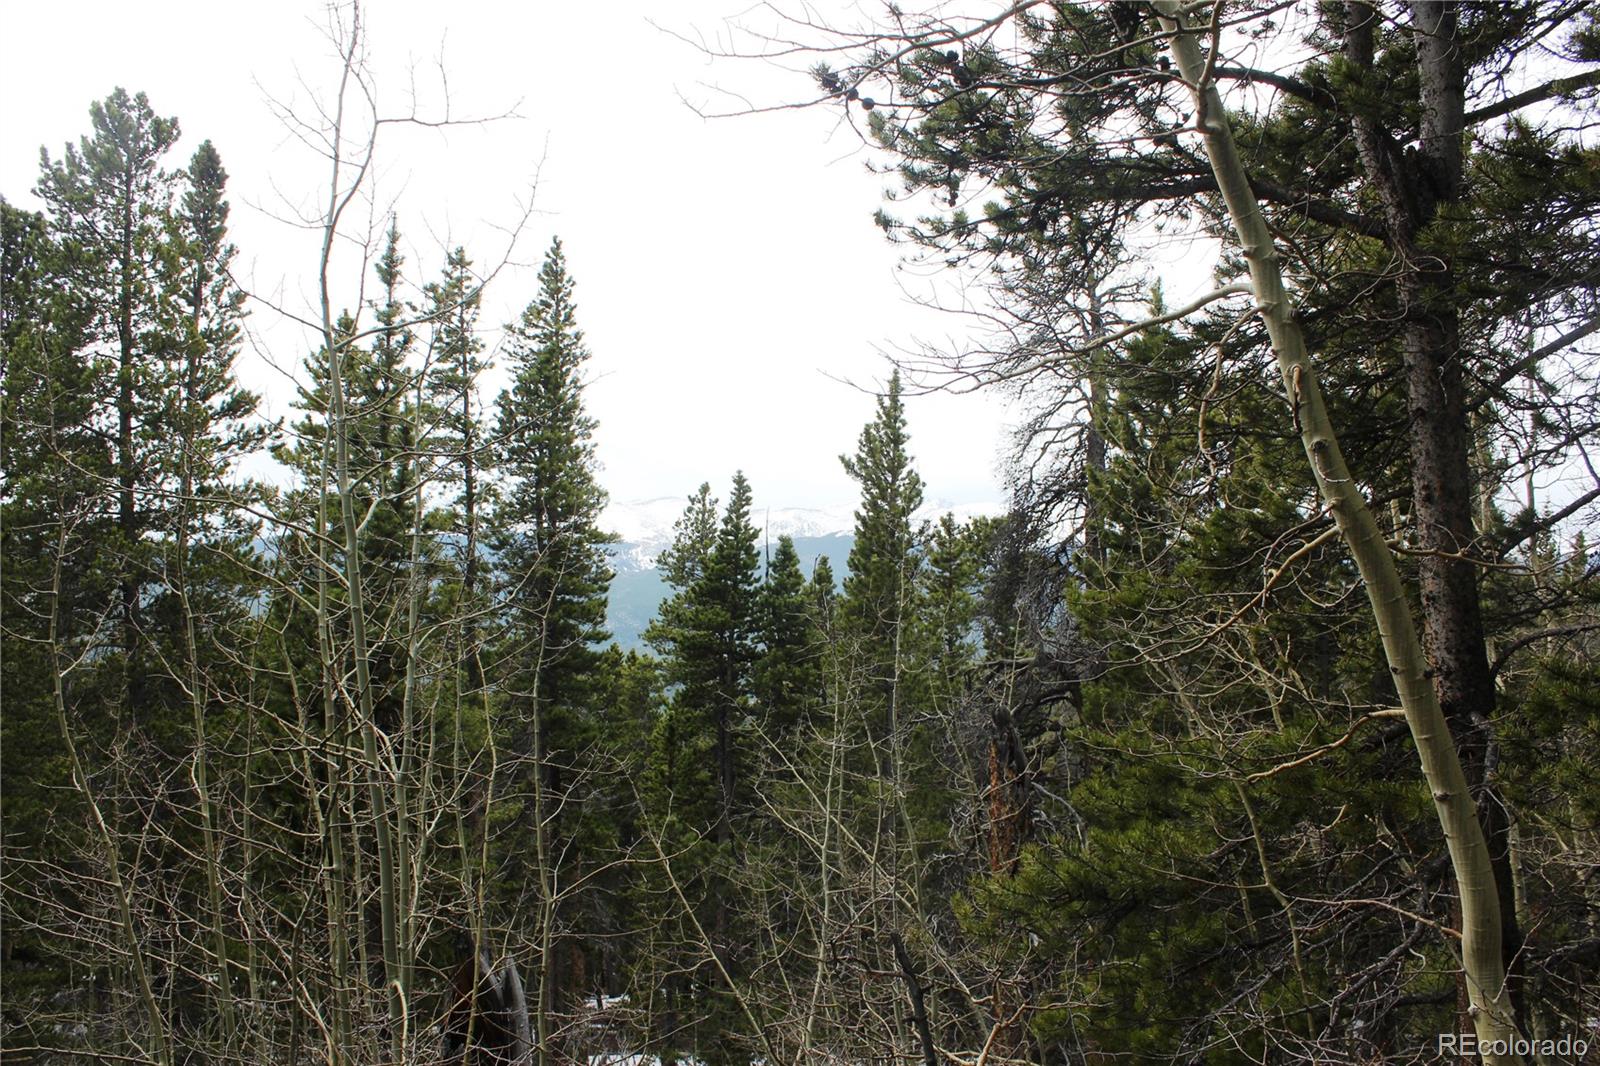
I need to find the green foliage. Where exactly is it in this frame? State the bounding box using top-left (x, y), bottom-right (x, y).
top-left (493, 237), bottom-right (612, 670)
top-left (753, 535), bottom-right (822, 741)
top-left (8, 51), bottom-right (1600, 1066)
top-left (841, 370), bottom-right (925, 659)
top-left (424, 244), bottom-right (489, 518)
top-left (491, 236), bottom-right (613, 717)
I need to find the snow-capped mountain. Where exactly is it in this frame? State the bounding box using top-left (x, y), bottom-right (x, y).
top-left (600, 496), bottom-right (1007, 649)
top-left (601, 496), bottom-right (1005, 574)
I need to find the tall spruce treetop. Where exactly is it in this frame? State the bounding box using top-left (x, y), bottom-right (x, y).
top-left (424, 246), bottom-right (487, 506)
top-left (754, 534), bottom-right (822, 740)
top-left (277, 225), bottom-right (416, 550)
top-left (841, 370), bottom-right (925, 652)
top-left (364, 219), bottom-right (416, 519)
top-left (686, 471), bottom-right (761, 710)
top-left (651, 476), bottom-right (762, 706)
top-left (656, 484), bottom-right (719, 590)
top-left (810, 554), bottom-right (838, 633)
top-left (647, 482), bottom-right (716, 653)
top-left (424, 245), bottom-right (491, 662)
top-left (169, 140), bottom-right (265, 504)
top-left (493, 237), bottom-right (612, 670)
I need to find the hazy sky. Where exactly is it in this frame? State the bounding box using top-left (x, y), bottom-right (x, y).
top-left (1, 0), bottom-right (1021, 512)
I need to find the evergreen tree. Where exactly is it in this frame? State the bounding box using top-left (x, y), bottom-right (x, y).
top-left (653, 483), bottom-right (720, 594)
top-left (10, 92), bottom-right (269, 1062)
top-left (424, 245), bottom-right (490, 662)
top-left (639, 481), bottom-right (722, 851)
top-left (490, 236), bottom-right (612, 1059)
top-left (362, 219), bottom-right (420, 580)
top-left (167, 139), bottom-right (264, 501)
top-left (689, 472), bottom-right (761, 847)
top-left (645, 482), bottom-right (720, 673)
top-left (638, 475), bottom-right (765, 1065)
top-left (841, 371), bottom-right (925, 674)
top-left (808, 6), bottom-right (1600, 1048)
top-left (808, 553), bottom-right (840, 718)
top-left (274, 226), bottom-right (420, 740)
top-left (643, 473), bottom-right (762, 851)
top-left (0, 198), bottom-right (100, 1018)
top-left (915, 513), bottom-right (992, 856)
top-left (753, 534), bottom-right (822, 742)
top-left (492, 235), bottom-right (612, 782)
top-left (35, 88), bottom-right (182, 708)
top-left (839, 370), bottom-right (927, 837)
top-left (159, 137), bottom-right (265, 1045)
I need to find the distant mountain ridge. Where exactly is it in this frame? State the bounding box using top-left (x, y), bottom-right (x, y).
top-left (601, 496), bottom-right (1005, 649)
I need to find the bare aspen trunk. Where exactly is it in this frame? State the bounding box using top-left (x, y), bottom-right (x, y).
top-left (285, 630), bottom-right (353, 1065)
top-left (314, 11), bottom-right (405, 1057)
top-left (800, 671), bottom-right (845, 1061)
top-left (1151, 4), bottom-right (1521, 1059)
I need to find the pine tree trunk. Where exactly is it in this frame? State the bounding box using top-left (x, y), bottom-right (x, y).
top-left (117, 165), bottom-right (140, 720)
top-left (1343, 0), bottom-right (1526, 1026)
top-left (1151, 4), bottom-right (1522, 1058)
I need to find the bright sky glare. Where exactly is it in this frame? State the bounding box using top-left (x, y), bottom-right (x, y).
top-left (1, 0), bottom-right (1019, 513)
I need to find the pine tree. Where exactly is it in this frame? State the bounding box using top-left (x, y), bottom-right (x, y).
top-left (0, 198), bottom-right (100, 1019)
top-left (807, 6), bottom-right (1600, 1049)
top-left (645, 482), bottom-right (720, 668)
top-left (168, 140), bottom-right (264, 499)
top-left (424, 245), bottom-right (490, 655)
top-left (35, 88), bottom-right (182, 710)
top-left (837, 371), bottom-right (944, 1066)
top-left (492, 235), bottom-right (612, 780)
top-left (916, 513), bottom-right (992, 855)
top-left (490, 236), bottom-right (613, 1061)
top-left (15, 92), bottom-right (269, 1062)
top-left (362, 220), bottom-right (420, 588)
top-left (655, 483), bottom-right (720, 592)
top-left (753, 534), bottom-right (822, 743)
top-left (275, 226), bottom-right (420, 747)
top-left (810, 555), bottom-right (838, 640)
top-left (639, 481), bottom-right (722, 851)
top-left (689, 472), bottom-right (761, 849)
top-left (161, 139), bottom-right (264, 1042)
top-left (841, 371), bottom-right (925, 673)
top-left (839, 370), bottom-right (926, 823)
top-left (809, 554), bottom-right (840, 716)
top-left (637, 476), bottom-right (766, 1065)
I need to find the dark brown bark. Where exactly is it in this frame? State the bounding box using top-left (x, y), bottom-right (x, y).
top-left (716, 692), bottom-right (734, 851)
top-left (117, 163), bottom-right (139, 717)
top-left (1343, 0), bottom-right (1524, 1027)
top-left (712, 698), bottom-right (734, 970)
top-left (986, 707), bottom-right (1030, 878)
top-left (984, 706), bottom-right (1029, 1061)
top-left (890, 931), bottom-right (937, 1066)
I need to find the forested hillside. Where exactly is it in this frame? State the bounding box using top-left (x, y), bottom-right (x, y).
top-left (3, 4), bottom-right (1599, 1066)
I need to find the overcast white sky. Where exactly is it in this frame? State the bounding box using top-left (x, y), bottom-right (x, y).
top-left (1, 0), bottom-right (1021, 513)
